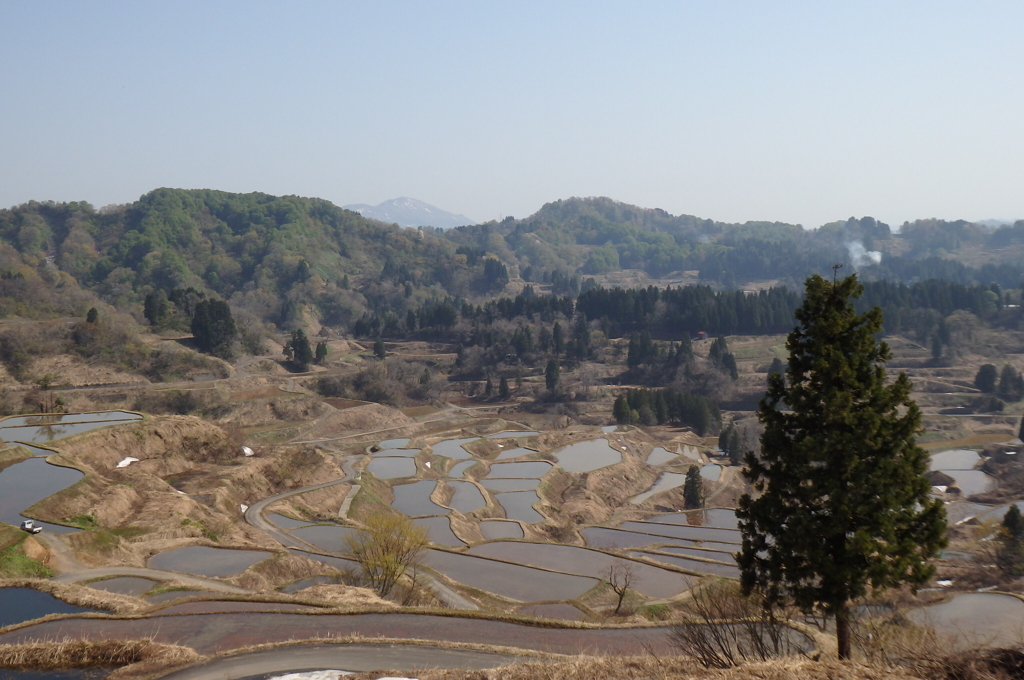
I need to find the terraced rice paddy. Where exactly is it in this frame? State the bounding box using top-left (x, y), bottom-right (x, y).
top-left (909, 593), bottom-right (1024, 649)
top-left (937, 469), bottom-right (996, 497)
top-left (0, 457), bottom-right (84, 533)
top-left (424, 549), bottom-right (599, 602)
top-left (447, 481), bottom-right (486, 513)
top-left (447, 460), bottom-right (478, 478)
top-left (650, 508), bottom-right (739, 529)
top-left (631, 551), bottom-right (740, 578)
top-left (550, 439), bottom-right (622, 472)
top-left (468, 542), bottom-right (694, 598)
top-left (0, 588), bottom-right (98, 628)
top-left (378, 438), bottom-right (411, 449)
top-left (146, 589), bottom-right (207, 604)
top-left (516, 603), bottom-right (585, 620)
top-left (87, 576), bottom-right (158, 597)
top-left (487, 431), bottom-right (538, 439)
top-left (290, 525), bottom-right (364, 553)
top-left (373, 448), bottom-right (419, 457)
top-left (646, 447), bottom-right (677, 466)
top-left (485, 461), bottom-right (552, 478)
top-left (366, 456), bottom-right (417, 479)
top-left (391, 480), bottom-right (449, 516)
top-left (495, 490), bottom-right (544, 523)
top-left (0, 411), bottom-right (142, 444)
top-left (618, 521), bottom-right (742, 544)
top-left (699, 464), bottom-right (722, 481)
top-left (414, 516), bottom-right (464, 546)
top-left (268, 513), bottom-right (313, 529)
top-left (630, 472), bottom-right (686, 504)
top-left (930, 449), bottom-right (981, 470)
top-left (430, 437), bottom-right (479, 459)
top-left (148, 546), bottom-right (271, 578)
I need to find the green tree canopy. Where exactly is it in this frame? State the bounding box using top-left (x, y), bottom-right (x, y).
top-left (975, 364), bottom-right (998, 393)
top-left (191, 299), bottom-right (236, 358)
top-left (737, 274), bottom-right (946, 660)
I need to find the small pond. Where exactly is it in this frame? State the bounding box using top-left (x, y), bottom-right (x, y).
top-left (446, 481), bottom-right (486, 513)
top-left (378, 438), bottom-right (411, 449)
top-left (480, 520), bottom-right (525, 540)
top-left (425, 549), bottom-right (599, 602)
top-left (630, 472), bottom-right (687, 505)
top-left (516, 603), bottom-right (585, 621)
top-left (413, 516), bottom-right (464, 546)
top-left (469, 542), bottom-right (694, 598)
top-left (619, 520), bottom-right (742, 544)
top-left (480, 478), bottom-right (541, 492)
top-left (495, 490), bottom-right (545, 523)
top-left (447, 460), bottom-right (478, 478)
top-left (290, 524), bottom-right (364, 553)
top-left (0, 457), bottom-right (84, 532)
top-left (487, 431), bottom-right (539, 439)
top-left (937, 469), bottom-right (996, 497)
top-left (909, 593), bottom-right (1024, 649)
top-left (148, 546), bottom-right (271, 578)
top-left (87, 576), bottom-right (159, 597)
top-left (430, 437), bottom-right (479, 459)
top-left (551, 439), bottom-right (622, 473)
top-left (268, 513), bottom-right (314, 529)
top-left (373, 448), bottom-right (419, 458)
top-left (632, 551), bottom-right (740, 578)
top-left (485, 461), bottom-right (552, 479)
top-left (650, 508), bottom-right (739, 529)
top-left (281, 575), bottom-right (344, 593)
top-left (700, 464), bottom-right (722, 481)
top-left (494, 447), bottom-right (535, 461)
top-left (646, 447), bottom-right (677, 466)
top-left (0, 587), bottom-right (98, 628)
top-left (390, 480), bottom-right (448, 516)
top-left (365, 456), bottom-right (417, 479)
top-left (931, 449), bottom-right (981, 470)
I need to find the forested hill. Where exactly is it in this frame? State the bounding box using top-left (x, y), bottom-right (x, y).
top-left (0, 189), bottom-right (504, 326)
top-left (444, 197), bottom-right (1024, 289)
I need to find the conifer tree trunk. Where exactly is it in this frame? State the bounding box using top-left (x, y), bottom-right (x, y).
top-left (836, 603), bottom-right (851, 660)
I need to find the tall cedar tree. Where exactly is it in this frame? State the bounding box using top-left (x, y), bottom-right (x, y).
top-left (290, 329), bottom-right (313, 370)
top-left (545, 358), bottom-right (560, 391)
top-left (191, 299), bottom-right (236, 358)
top-left (683, 465), bottom-right (704, 509)
top-left (736, 274), bottom-right (946, 660)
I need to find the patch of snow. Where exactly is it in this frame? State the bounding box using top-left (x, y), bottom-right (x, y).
top-left (424, 461), bottom-right (431, 468)
top-left (936, 580), bottom-right (954, 587)
top-left (932, 486), bottom-right (947, 494)
top-left (116, 457), bottom-right (139, 468)
top-left (242, 446), bottom-right (254, 457)
top-left (240, 504), bottom-right (248, 512)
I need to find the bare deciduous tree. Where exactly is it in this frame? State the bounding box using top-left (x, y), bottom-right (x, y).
top-left (606, 562), bottom-right (636, 615)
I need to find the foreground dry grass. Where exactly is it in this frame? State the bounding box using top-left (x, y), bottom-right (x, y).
top-left (0, 638), bottom-right (201, 679)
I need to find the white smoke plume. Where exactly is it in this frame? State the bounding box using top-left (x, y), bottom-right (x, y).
top-left (845, 240), bottom-right (882, 268)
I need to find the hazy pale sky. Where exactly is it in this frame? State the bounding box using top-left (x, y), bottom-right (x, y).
top-left (2, 1), bottom-right (1022, 228)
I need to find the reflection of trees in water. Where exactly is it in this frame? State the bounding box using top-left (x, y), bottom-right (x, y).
top-left (34, 424), bottom-right (68, 441)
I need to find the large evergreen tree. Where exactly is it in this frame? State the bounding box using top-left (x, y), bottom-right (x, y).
top-left (191, 299), bottom-right (236, 358)
top-left (736, 274), bottom-right (946, 660)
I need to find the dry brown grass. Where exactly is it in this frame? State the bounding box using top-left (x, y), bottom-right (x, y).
top-left (0, 638), bottom-right (200, 672)
top-left (346, 656), bottom-right (926, 680)
top-left (0, 578), bottom-right (146, 614)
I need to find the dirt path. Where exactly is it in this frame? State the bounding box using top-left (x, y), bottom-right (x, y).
top-left (0, 611), bottom-right (679, 656)
top-left (157, 642), bottom-right (523, 679)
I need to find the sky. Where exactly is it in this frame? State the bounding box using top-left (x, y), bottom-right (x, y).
top-left (2, 1), bottom-right (1022, 228)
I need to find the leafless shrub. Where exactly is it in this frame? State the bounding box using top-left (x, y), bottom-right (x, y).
top-left (670, 578), bottom-right (805, 668)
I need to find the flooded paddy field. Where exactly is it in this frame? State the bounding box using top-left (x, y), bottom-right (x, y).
top-left (145, 589), bottom-right (208, 604)
top-left (289, 524), bottom-right (364, 553)
top-left (430, 437), bottom-right (479, 459)
top-left (468, 542), bottom-right (695, 598)
top-left (700, 464), bottom-right (722, 481)
top-left (446, 460), bottom-right (478, 478)
top-left (447, 480), bottom-right (486, 513)
top-left (0, 457), bottom-right (83, 532)
top-left (618, 520), bottom-right (742, 544)
top-left (373, 448), bottom-right (420, 457)
top-left (550, 439), bottom-right (622, 472)
top-left (909, 593), bottom-right (1024, 649)
top-left (930, 449), bottom-right (981, 470)
top-left (86, 576), bottom-right (159, 597)
top-left (366, 456), bottom-right (417, 479)
top-left (936, 469), bottom-right (996, 497)
top-left (414, 516), bottom-right (464, 546)
top-left (646, 447), bottom-right (678, 466)
top-left (148, 546), bottom-right (271, 578)
top-left (480, 519), bottom-right (524, 540)
top-left (650, 508), bottom-right (739, 529)
top-left (0, 411), bottom-right (141, 444)
top-left (390, 480), bottom-right (448, 516)
top-left (494, 447), bottom-right (535, 460)
top-left (630, 551), bottom-right (741, 578)
top-left (0, 588), bottom-right (98, 628)
top-left (485, 461), bottom-right (552, 478)
top-left (268, 513), bottom-right (313, 529)
top-left (378, 438), bottom-right (411, 449)
top-left (425, 549), bottom-right (599, 602)
top-left (631, 472), bottom-right (686, 504)
top-left (494, 490), bottom-right (544, 523)
top-left (487, 431), bottom-right (539, 439)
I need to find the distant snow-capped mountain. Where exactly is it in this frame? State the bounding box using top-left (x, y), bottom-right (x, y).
top-left (343, 197), bottom-right (475, 229)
